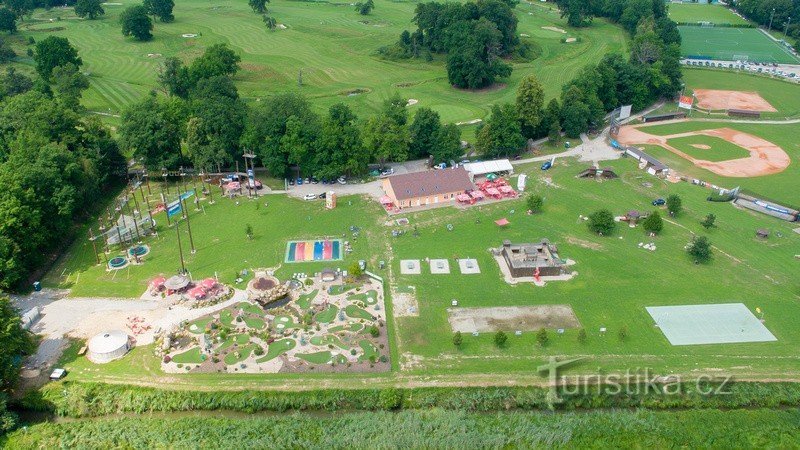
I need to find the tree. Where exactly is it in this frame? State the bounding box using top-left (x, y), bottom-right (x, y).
top-left (363, 114), bottom-right (408, 169)
top-left (701, 213), bottom-right (716, 229)
top-left (356, 0), bottom-right (374, 15)
top-left (554, 0), bottom-right (595, 27)
top-left (143, 0), bottom-right (174, 22)
top-left (0, 296), bottom-right (35, 391)
top-left (262, 15), bottom-right (276, 30)
top-left (641, 210), bottom-right (663, 235)
top-left (315, 103), bottom-right (367, 179)
top-left (527, 194), bottom-right (543, 213)
top-left (445, 18), bottom-right (512, 89)
top-left (408, 107), bottom-right (441, 158)
top-left (687, 235), bottom-right (712, 264)
top-left (577, 328), bottom-right (587, 344)
top-left (432, 123), bottom-right (462, 165)
top-left (382, 93), bottom-right (408, 127)
top-left (666, 194), bottom-right (682, 216)
top-left (120, 5), bottom-right (153, 41)
top-left (119, 94), bottom-right (184, 169)
top-left (560, 85), bottom-right (590, 138)
top-left (588, 208), bottom-right (615, 235)
top-left (158, 56), bottom-right (191, 98)
top-left (189, 43), bottom-right (241, 82)
top-left (245, 223), bottom-right (253, 240)
top-left (0, 38), bottom-right (14, 63)
top-left (186, 76), bottom-right (246, 170)
top-left (538, 98), bottom-right (561, 138)
top-left (74, 0), bottom-right (104, 19)
top-left (618, 325), bottom-right (628, 341)
top-left (34, 36), bottom-right (82, 80)
top-left (536, 328), bottom-right (549, 346)
top-left (452, 331), bottom-right (463, 347)
top-left (548, 120), bottom-right (561, 144)
top-left (51, 63), bottom-right (90, 110)
top-left (348, 261), bottom-right (363, 278)
top-left (0, 8), bottom-right (17, 33)
top-left (516, 74), bottom-right (545, 139)
top-left (494, 330), bottom-right (508, 347)
top-left (4, 0), bottom-right (32, 19)
top-left (249, 0), bottom-right (269, 14)
top-left (0, 67), bottom-right (33, 100)
top-left (475, 103), bottom-right (524, 158)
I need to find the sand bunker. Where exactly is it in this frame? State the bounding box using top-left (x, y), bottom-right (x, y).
top-left (542, 26), bottom-right (566, 33)
top-left (565, 37), bottom-right (577, 43)
top-left (618, 124), bottom-right (790, 177)
top-left (456, 119), bottom-right (482, 126)
top-left (448, 305), bottom-right (580, 333)
top-left (690, 144), bottom-right (711, 150)
top-left (406, 99), bottom-right (419, 106)
top-left (693, 89), bottom-right (777, 112)
top-left (181, 33), bottom-right (198, 38)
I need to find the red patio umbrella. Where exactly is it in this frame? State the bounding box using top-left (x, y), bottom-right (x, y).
top-left (189, 286), bottom-right (206, 299)
top-left (201, 278), bottom-right (216, 290)
top-left (150, 276), bottom-right (166, 289)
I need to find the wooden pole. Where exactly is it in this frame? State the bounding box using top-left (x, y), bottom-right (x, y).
top-left (175, 220), bottom-right (186, 274)
top-left (181, 197), bottom-right (195, 253)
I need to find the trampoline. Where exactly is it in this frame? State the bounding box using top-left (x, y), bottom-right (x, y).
top-left (285, 239), bottom-right (343, 263)
top-left (128, 245), bottom-right (149, 257)
top-left (108, 257), bottom-right (128, 270)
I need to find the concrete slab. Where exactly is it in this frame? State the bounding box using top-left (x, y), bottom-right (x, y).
top-left (429, 259), bottom-right (450, 274)
top-left (400, 259), bottom-right (421, 275)
top-left (458, 259), bottom-right (481, 274)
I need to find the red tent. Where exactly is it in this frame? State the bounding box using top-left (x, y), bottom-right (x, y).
top-left (150, 276), bottom-right (166, 289)
top-left (469, 190), bottom-right (485, 199)
top-left (226, 181), bottom-right (241, 191)
top-left (494, 218), bottom-right (510, 227)
top-left (456, 193), bottom-right (471, 203)
top-left (201, 278), bottom-right (216, 290)
top-left (189, 286), bottom-right (206, 299)
top-left (485, 187), bottom-right (502, 199)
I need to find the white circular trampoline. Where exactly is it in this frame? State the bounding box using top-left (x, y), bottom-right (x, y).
top-left (87, 330), bottom-right (130, 363)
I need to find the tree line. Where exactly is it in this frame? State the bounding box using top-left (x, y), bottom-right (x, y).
top-left (733, 0), bottom-right (800, 46)
top-left (380, 0), bottom-right (523, 89)
top-left (0, 36), bottom-right (125, 291)
top-left (120, 43), bottom-right (463, 179)
top-left (474, 0), bottom-right (682, 158)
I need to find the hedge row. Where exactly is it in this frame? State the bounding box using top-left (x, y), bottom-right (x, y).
top-left (20, 381), bottom-right (800, 418)
top-left (8, 409), bottom-right (800, 448)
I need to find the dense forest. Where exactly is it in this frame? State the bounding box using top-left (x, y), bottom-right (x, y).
top-left (733, 0), bottom-right (800, 45)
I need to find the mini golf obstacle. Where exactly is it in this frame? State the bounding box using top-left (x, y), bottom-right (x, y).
top-left (646, 303), bottom-right (776, 346)
top-left (285, 239), bottom-right (343, 263)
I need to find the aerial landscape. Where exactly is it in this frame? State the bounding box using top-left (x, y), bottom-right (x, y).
top-left (0, 0), bottom-right (799, 447)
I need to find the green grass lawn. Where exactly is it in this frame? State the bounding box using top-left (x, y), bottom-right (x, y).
top-left (682, 68), bottom-right (800, 118)
top-left (632, 120), bottom-right (800, 206)
top-left (665, 135), bottom-right (751, 161)
top-left (345, 305), bottom-right (374, 320)
top-left (678, 26), bottom-right (800, 63)
top-left (315, 305), bottom-right (339, 324)
top-left (297, 351), bottom-right (333, 364)
top-left (5, 0), bottom-right (627, 129)
top-left (296, 289), bottom-right (318, 310)
top-left (172, 348), bottom-right (205, 364)
top-left (668, 3), bottom-right (749, 25)
top-left (256, 338), bottom-right (296, 363)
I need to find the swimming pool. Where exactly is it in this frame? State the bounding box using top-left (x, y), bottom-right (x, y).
top-left (285, 239), bottom-right (342, 263)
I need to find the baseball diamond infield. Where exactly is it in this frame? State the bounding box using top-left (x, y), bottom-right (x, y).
top-left (618, 124), bottom-right (790, 177)
top-left (693, 89), bottom-right (777, 112)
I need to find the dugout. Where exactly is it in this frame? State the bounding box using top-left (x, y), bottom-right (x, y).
top-left (728, 109), bottom-right (761, 118)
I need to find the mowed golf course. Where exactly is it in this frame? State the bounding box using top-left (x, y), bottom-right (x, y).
top-left (8, 0), bottom-right (626, 124)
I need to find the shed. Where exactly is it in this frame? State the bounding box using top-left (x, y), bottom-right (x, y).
top-left (164, 274), bottom-right (190, 291)
top-left (87, 330), bottom-right (130, 363)
top-left (321, 269), bottom-right (337, 282)
top-left (756, 228), bottom-right (770, 239)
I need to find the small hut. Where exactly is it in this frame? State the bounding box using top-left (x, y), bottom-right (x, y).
top-left (756, 228), bottom-right (770, 239)
top-left (320, 269), bottom-right (337, 282)
top-left (87, 330), bottom-right (130, 363)
top-left (164, 274), bottom-right (191, 293)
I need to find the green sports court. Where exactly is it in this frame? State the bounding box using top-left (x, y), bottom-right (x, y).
top-left (679, 26), bottom-right (800, 64)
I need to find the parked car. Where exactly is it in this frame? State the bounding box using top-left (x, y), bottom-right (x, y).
top-left (296, 178), bottom-right (303, 185)
top-left (433, 162), bottom-right (447, 169)
top-left (289, 179), bottom-right (295, 186)
top-left (337, 176), bottom-right (347, 185)
top-left (304, 178), bottom-right (310, 184)
top-left (318, 192), bottom-right (327, 199)
top-left (652, 198), bottom-right (666, 206)
top-left (358, 260), bottom-right (366, 271)
top-left (541, 161), bottom-right (552, 170)
top-left (380, 168), bottom-right (394, 176)
top-left (310, 177), bottom-right (319, 184)
top-left (303, 193), bottom-right (317, 200)
top-left (459, 159), bottom-right (470, 165)
top-left (49, 368), bottom-right (67, 381)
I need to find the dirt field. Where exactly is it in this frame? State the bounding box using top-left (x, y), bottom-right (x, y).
top-left (618, 124), bottom-right (790, 177)
top-left (693, 89), bottom-right (777, 112)
top-left (447, 306), bottom-right (581, 333)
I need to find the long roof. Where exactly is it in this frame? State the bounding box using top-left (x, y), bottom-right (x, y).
top-left (387, 167), bottom-right (474, 201)
top-left (463, 159), bottom-right (513, 176)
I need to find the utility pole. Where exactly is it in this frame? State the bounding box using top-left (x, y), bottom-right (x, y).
top-left (181, 196), bottom-right (196, 253)
top-left (768, 8), bottom-right (776, 32)
top-left (175, 220), bottom-right (186, 274)
top-left (89, 228), bottom-right (100, 265)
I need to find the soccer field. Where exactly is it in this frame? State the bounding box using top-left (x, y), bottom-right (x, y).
top-left (668, 4), bottom-right (749, 25)
top-left (679, 26), bottom-right (800, 64)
